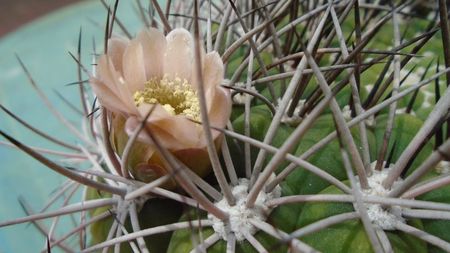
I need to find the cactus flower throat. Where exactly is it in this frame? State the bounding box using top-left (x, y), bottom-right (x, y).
top-left (133, 76), bottom-right (201, 121)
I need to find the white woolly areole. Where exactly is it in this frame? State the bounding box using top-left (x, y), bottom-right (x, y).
top-left (395, 107), bottom-right (416, 116)
top-left (342, 105), bottom-right (352, 121)
top-left (230, 82), bottom-right (257, 105)
top-left (436, 161), bottom-right (450, 174)
top-left (282, 60), bottom-right (296, 72)
top-left (208, 178), bottom-right (281, 241)
top-left (365, 115), bottom-right (376, 127)
top-left (422, 90), bottom-right (434, 108)
top-left (279, 98), bottom-right (306, 126)
top-left (357, 161), bottom-right (405, 230)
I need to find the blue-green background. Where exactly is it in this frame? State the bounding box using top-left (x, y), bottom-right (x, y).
top-left (0, 1), bottom-right (143, 252)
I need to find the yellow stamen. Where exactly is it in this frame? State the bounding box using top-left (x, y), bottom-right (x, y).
top-left (134, 75), bottom-right (201, 121)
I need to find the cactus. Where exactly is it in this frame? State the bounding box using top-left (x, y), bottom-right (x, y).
top-left (1, 0), bottom-right (450, 252)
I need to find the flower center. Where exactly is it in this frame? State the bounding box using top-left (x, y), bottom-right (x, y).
top-left (133, 76), bottom-right (201, 121)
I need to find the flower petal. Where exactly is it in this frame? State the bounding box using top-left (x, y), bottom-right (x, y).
top-left (201, 51), bottom-right (224, 110)
top-left (96, 55), bottom-right (118, 92)
top-left (207, 86), bottom-right (232, 133)
top-left (90, 78), bottom-right (129, 114)
top-left (125, 104), bottom-right (204, 149)
top-left (105, 59), bottom-right (137, 114)
top-left (163, 28), bottom-right (195, 81)
top-left (122, 39), bottom-right (146, 93)
top-left (107, 36), bottom-right (129, 74)
top-left (136, 28), bottom-right (167, 79)
top-left (202, 52), bottom-right (224, 92)
top-left (141, 104), bottom-right (204, 147)
top-left (95, 55), bottom-right (137, 114)
top-left (189, 48), bottom-right (207, 91)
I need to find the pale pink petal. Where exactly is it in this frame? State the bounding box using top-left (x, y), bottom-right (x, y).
top-left (107, 36), bottom-right (129, 74)
top-left (139, 104), bottom-right (203, 147)
top-left (105, 59), bottom-right (138, 114)
top-left (96, 55), bottom-right (137, 114)
top-left (137, 103), bottom-right (174, 121)
top-left (207, 86), bottom-right (232, 133)
top-left (90, 78), bottom-right (130, 114)
top-left (201, 52), bottom-right (224, 110)
top-left (136, 28), bottom-right (166, 79)
top-left (202, 52), bottom-right (224, 92)
top-left (188, 47), bottom-right (206, 91)
top-left (125, 104), bottom-right (204, 149)
top-left (125, 116), bottom-right (153, 143)
top-left (122, 40), bottom-right (146, 93)
top-left (96, 55), bottom-right (120, 92)
top-left (163, 28), bottom-right (195, 81)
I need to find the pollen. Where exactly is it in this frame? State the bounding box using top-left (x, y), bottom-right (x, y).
top-left (133, 75), bottom-right (201, 121)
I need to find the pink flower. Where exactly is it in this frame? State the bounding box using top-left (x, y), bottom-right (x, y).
top-left (90, 28), bottom-right (231, 182)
